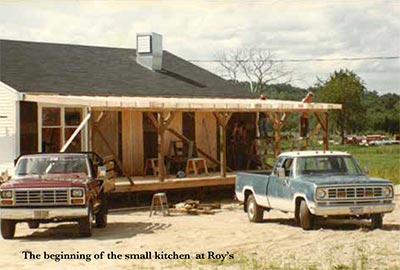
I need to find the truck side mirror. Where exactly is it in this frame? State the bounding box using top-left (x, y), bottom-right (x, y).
top-left (364, 166), bottom-right (369, 175)
top-left (277, 168), bottom-right (285, 180)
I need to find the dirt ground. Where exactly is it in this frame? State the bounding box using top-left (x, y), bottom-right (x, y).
top-left (1, 187), bottom-right (399, 270)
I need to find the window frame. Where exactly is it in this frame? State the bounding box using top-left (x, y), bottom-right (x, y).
top-left (38, 104), bottom-right (88, 152)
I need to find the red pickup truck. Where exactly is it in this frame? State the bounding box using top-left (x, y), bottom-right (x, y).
top-left (0, 152), bottom-right (115, 239)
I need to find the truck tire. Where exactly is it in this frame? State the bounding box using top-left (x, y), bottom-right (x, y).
top-left (371, 214), bottom-right (383, 229)
top-left (299, 200), bottom-right (314, 230)
top-left (246, 194), bottom-right (263, 223)
top-left (79, 204), bottom-right (93, 237)
top-left (1, 219), bottom-right (16, 239)
top-left (28, 221), bottom-right (40, 229)
top-left (95, 194), bottom-right (108, 228)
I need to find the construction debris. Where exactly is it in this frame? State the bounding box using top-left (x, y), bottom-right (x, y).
top-left (170, 199), bottom-right (221, 215)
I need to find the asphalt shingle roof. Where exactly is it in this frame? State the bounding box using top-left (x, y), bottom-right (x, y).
top-left (0, 39), bottom-right (255, 98)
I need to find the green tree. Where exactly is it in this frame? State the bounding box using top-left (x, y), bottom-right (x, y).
top-left (316, 69), bottom-right (366, 144)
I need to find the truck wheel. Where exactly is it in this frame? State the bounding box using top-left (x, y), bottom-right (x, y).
top-left (28, 221), bottom-right (40, 229)
top-left (371, 214), bottom-right (383, 229)
top-left (246, 194), bottom-right (263, 223)
top-left (299, 200), bottom-right (314, 230)
top-left (1, 219), bottom-right (16, 239)
top-left (79, 204), bottom-right (93, 237)
top-left (95, 194), bottom-right (108, 228)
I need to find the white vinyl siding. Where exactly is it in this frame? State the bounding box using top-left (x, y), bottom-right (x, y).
top-left (0, 82), bottom-right (19, 163)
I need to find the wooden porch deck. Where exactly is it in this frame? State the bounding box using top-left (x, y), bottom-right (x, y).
top-left (112, 172), bottom-right (236, 193)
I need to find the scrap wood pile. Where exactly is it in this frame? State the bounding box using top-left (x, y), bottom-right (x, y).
top-left (170, 199), bottom-right (221, 215)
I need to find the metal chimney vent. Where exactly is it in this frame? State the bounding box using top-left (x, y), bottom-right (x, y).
top-left (136, 32), bottom-right (163, 71)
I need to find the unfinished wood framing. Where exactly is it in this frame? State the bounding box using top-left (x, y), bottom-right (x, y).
top-left (146, 112), bottom-right (176, 181)
top-left (166, 128), bottom-right (229, 171)
top-left (213, 112), bottom-right (232, 177)
top-left (24, 93), bottom-right (341, 192)
top-left (122, 111), bottom-right (144, 176)
top-left (114, 174), bottom-right (236, 193)
top-left (24, 95), bottom-right (342, 113)
top-left (265, 112), bottom-right (288, 156)
top-left (90, 110), bottom-right (126, 175)
top-left (163, 112), bottom-right (182, 155)
top-left (195, 112), bottom-right (217, 168)
top-left (314, 112), bottom-right (329, 150)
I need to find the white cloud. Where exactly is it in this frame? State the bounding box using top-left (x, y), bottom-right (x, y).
top-left (0, 0), bottom-right (398, 93)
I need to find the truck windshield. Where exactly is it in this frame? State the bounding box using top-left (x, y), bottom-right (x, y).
top-left (15, 156), bottom-right (88, 177)
top-left (296, 156), bottom-right (364, 176)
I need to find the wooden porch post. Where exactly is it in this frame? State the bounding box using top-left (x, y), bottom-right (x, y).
top-left (146, 111), bottom-right (176, 181)
top-left (274, 112), bottom-right (281, 157)
top-left (323, 112), bottom-right (329, 150)
top-left (266, 112), bottom-right (289, 157)
top-left (213, 112), bottom-right (232, 177)
top-left (314, 112), bottom-right (329, 151)
top-left (157, 122), bottom-right (165, 180)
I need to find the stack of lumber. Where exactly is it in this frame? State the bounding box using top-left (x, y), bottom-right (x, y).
top-left (170, 200), bottom-right (221, 215)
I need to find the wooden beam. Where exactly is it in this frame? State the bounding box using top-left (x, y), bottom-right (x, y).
top-left (121, 111), bottom-right (144, 177)
top-left (313, 112), bottom-right (330, 150)
top-left (273, 112), bottom-right (282, 156)
top-left (213, 112), bottom-right (232, 177)
top-left (280, 112), bottom-right (290, 128)
top-left (314, 112), bottom-right (327, 131)
top-left (212, 112), bottom-right (232, 127)
top-left (266, 112), bottom-right (284, 156)
top-left (323, 112), bottom-right (329, 150)
top-left (160, 112), bottom-right (176, 131)
top-left (92, 125), bottom-right (124, 177)
top-left (113, 175), bottom-right (236, 193)
top-left (25, 94), bottom-right (342, 112)
top-left (148, 112), bottom-right (176, 181)
top-left (146, 112), bottom-right (161, 132)
top-left (219, 124), bottom-right (227, 177)
top-left (95, 111), bottom-right (105, 123)
top-left (309, 123), bottom-right (321, 141)
top-left (166, 128), bottom-right (233, 172)
top-left (157, 126), bottom-right (165, 181)
top-left (60, 113), bottom-right (91, 152)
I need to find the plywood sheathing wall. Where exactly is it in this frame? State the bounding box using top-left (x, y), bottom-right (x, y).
top-left (122, 111), bottom-right (144, 176)
top-left (195, 112), bottom-right (217, 168)
top-left (91, 111), bottom-right (119, 163)
top-left (164, 112), bottom-right (182, 155)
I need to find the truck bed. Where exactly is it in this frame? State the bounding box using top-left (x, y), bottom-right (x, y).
top-left (235, 171), bottom-right (271, 207)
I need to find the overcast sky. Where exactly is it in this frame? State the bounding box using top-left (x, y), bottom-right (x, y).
top-left (0, 0), bottom-right (399, 94)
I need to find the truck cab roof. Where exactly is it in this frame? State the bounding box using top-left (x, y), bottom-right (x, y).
top-left (279, 151), bottom-right (351, 158)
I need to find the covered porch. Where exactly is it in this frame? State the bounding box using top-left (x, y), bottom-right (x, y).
top-left (24, 94), bottom-right (341, 192)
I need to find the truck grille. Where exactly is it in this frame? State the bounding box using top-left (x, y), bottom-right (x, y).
top-left (15, 189), bottom-right (69, 205)
top-left (327, 187), bottom-right (383, 199)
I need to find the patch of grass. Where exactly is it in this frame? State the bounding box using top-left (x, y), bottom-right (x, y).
top-left (169, 243), bottom-right (399, 270)
top-left (326, 240), bottom-right (379, 270)
top-left (331, 144), bottom-right (400, 184)
top-left (195, 254), bottom-right (263, 270)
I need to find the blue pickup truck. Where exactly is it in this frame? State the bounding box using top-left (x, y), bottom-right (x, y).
top-left (235, 151), bottom-right (395, 230)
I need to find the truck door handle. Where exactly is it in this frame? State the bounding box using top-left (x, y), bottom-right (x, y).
top-left (284, 178), bottom-right (290, 186)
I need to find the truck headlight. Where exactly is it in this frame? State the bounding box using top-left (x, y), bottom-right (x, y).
top-left (316, 188), bottom-right (327, 199)
top-left (71, 189), bottom-right (84, 197)
top-left (382, 186), bottom-right (392, 197)
top-left (0, 190), bottom-right (13, 199)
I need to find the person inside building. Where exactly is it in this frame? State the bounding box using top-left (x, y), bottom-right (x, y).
top-left (300, 91), bottom-right (314, 138)
top-left (231, 121), bottom-right (248, 170)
